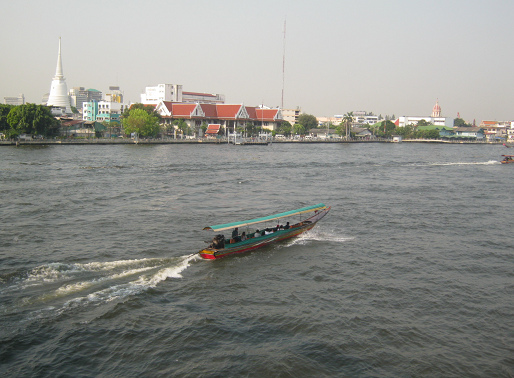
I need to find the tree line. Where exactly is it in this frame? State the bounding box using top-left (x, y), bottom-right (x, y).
top-left (0, 104), bottom-right (60, 138)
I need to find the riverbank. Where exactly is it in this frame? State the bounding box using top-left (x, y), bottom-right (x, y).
top-left (0, 138), bottom-right (501, 146)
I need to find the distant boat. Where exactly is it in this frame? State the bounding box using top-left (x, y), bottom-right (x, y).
top-left (199, 203), bottom-right (330, 259)
top-left (500, 155), bottom-right (514, 164)
top-left (504, 143), bottom-right (513, 148)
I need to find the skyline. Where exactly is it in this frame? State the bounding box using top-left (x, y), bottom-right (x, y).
top-left (1, 0), bottom-right (514, 123)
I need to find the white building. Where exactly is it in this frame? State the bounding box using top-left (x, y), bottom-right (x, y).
top-left (396, 100), bottom-right (452, 128)
top-left (353, 111), bottom-right (379, 125)
top-left (141, 84), bottom-right (183, 104)
top-left (46, 38), bottom-right (72, 114)
top-left (141, 84), bottom-right (225, 105)
top-left (4, 94), bottom-right (25, 105)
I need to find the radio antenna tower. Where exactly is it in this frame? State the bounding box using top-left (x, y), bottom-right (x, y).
top-left (281, 18), bottom-right (286, 109)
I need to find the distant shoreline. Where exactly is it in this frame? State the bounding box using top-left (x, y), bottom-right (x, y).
top-left (0, 139), bottom-right (503, 146)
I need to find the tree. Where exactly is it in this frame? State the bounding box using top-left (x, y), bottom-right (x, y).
top-left (454, 118), bottom-right (469, 127)
top-left (292, 123), bottom-right (305, 135)
top-left (276, 121), bottom-right (292, 136)
top-left (342, 112), bottom-right (354, 139)
top-left (121, 108), bottom-right (160, 137)
top-left (417, 119), bottom-right (432, 127)
top-left (372, 120), bottom-right (396, 137)
top-left (297, 113), bottom-right (318, 131)
top-left (174, 119), bottom-right (190, 136)
top-left (6, 104), bottom-right (59, 137)
top-left (0, 104), bottom-right (13, 132)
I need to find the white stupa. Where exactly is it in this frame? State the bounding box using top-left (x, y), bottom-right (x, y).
top-left (46, 38), bottom-right (72, 114)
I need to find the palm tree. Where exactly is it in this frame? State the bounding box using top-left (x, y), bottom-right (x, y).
top-left (342, 112), bottom-right (354, 139)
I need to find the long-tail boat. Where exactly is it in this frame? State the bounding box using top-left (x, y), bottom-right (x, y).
top-left (501, 155), bottom-right (514, 164)
top-left (199, 203), bottom-right (330, 259)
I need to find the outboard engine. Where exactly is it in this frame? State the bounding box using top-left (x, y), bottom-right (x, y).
top-left (212, 234), bottom-right (225, 249)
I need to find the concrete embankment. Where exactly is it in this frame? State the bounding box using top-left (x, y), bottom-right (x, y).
top-left (0, 138), bottom-right (497, 146)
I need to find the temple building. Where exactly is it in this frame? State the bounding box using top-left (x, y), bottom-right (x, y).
top-left (46, 38), bottom-right (72, 114)
top-left (395, 100), bottom-right (452, 128)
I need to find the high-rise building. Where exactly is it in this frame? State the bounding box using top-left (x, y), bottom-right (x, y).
top-left (46, 38), bottom-right (72, 114)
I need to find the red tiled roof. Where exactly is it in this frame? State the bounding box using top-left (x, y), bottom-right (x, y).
top-left (200, 103), bottom-right (218, 118)
top-left (216, 104), bottom-right (243, 119)
top-left (171, 103), bottom-right (197, 118)
top-left (255, 108), bottom-right (278, 122)
top-left (246, 106), bottom-right (257, 119)
top-left (206, 124), bottom-right (221, 134)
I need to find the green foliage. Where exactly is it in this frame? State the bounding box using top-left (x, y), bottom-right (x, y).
top-left (121, 108), bottom-right (160, 137)
top-left (372, 120), bottom-right (396, 137)
top-left (297, 113), bottom-right (318, 130)
top-left (454, 118), bottom-right (469, 127)
top-left (276, 121), bottom-right (292, 136)
top-left (174, 119), bottom-right (190, 135)
top-left (0, 104), bottom-right (14, 132)
top-left (122, 103), bottom-right (162, 121)
top-left (245, 121), bottom-right (258, 136)
top-left (5, 104), bottom-right (59, 137)
top-left (417, 119), bottom-right (432, 127)
top-left (340, 112), bottom-right (354, 138)
top-left (292, 123), bottom-right (305, 135)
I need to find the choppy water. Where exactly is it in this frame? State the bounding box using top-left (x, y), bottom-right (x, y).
top-left (0, 143), bottom-right (512, 377)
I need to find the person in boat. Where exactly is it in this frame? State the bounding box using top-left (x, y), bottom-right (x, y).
top-left (241, 232), bottom-right (247, 241)
top-left (254, 230), bottom-right (260, 238)
top-left (284, 222), bottom-right (290, 230)
top-left (232, 227), bottom-right (239, 239)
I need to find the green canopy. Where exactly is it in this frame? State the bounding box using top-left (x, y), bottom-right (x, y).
top-left (204, 203), bottom-right (327, 232)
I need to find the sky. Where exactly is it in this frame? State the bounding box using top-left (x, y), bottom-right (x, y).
top-left (1, 0), bottom-right (513, 123)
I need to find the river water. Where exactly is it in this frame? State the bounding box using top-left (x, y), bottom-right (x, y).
top-left (0, 143), bottom-right (512, 377)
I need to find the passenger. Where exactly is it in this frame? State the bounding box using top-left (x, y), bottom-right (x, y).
top-left (254, 230), bottom-right (260, 238)
top-left (284, 222), bottom-right (290, 230)
top-left (241, 232), bottom-right (247, 241)
top-left (232, 227), bottom-right (239, 239)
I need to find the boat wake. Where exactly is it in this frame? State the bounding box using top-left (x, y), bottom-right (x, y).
top-left (286, 228), bottom-right (353, 247)
top-left (0, 254), bottom-right (200, 320)
top-left (418, 160), bottom-right (500, 166)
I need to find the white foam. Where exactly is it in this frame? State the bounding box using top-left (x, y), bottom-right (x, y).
top-left (422, 160), bottom-right (500, 166)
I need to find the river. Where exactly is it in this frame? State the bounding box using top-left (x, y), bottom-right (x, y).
top-left (0, 143), bottom-right (512, 377)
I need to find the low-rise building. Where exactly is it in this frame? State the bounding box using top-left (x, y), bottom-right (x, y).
top-left (154, 101), bottom-right (282, 136)
top-left (4, 94), bottom-right (25, 105)
top-left (83, 100), bottom-right (128, 125)
top-left (454, 127), bottom-right (485, 139)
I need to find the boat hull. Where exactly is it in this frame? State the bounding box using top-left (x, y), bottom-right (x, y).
top-left (199, 207), bottom-right (330, 259)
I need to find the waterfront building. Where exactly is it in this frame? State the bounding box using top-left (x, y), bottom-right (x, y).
top-left (3, 94), bottom-right (25, 105)
top-left (480, 120), bottom-right (510, 141)
top-left (154, 101), bottom-right (282, 136)
top-left (454, 127), bottom-right (485, 139)
top-left (46, 38), bottom-right (72, 115)
top-left (141, 84), bottom-right (224, 105)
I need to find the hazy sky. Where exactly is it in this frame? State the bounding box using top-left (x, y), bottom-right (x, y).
top-left (1, 0), bottom-right (513, 122)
